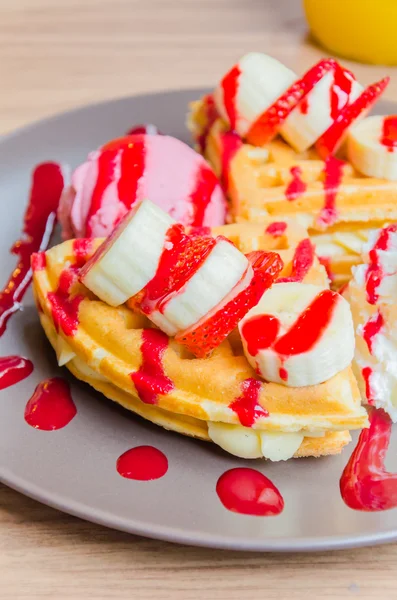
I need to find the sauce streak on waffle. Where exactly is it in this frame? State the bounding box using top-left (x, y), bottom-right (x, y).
top-left (285, 166), bottom-right (307, 202)
top-left (131, 329), bottom-right (174, 405)
top-left (0, 356), bottom-right (33, 390)
top-left (340, 408), bottom-right (397, 511)
top-left (24, 377), bottom-right (77, 431)
top-left (229, 378), bottom-right (268, 427)
top-left (216, 467), bottom-right (284, 516)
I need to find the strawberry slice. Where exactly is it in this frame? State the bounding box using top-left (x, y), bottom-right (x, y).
top-left (316, 77), bottom-right (390, 159)
top-left (246, 59), bottom-right (338, 146)
top-left (128, 226), bottom-right (217, 314)
top-left (175, 251), bottom-right (283, 358)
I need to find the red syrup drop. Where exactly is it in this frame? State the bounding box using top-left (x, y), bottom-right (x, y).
top-left (219, 130), bottom-right (243, 192)
top-left (365, 224), bottom-right (397, 305)
top-left (116, 445), bottom-right (168, 481)
top-left (362, 366), bottom-right (374, 405)
top-left (229, 378), bottom-right (268, 427)
top-left (299, 96), bottom-right (309, 114)
top-left (265, 221), bottom-right (287, 238)
top-left (363, 310), bottom-right (384, 354)
top-left (277, 238), bottom-right (314, 283)
top-left (196, 94), bottom-right (219, 153)
top-left (0, 162), bottom-right (64, 336)
top-left (318, 155), bottom-right (344, 227)
top-left (380, 116), bottom-right (397, 153)
top-left (285, 166), bottom-right (307, 201)
top-left (125, 124), bottom-right (162, 136)
top-left (0, 356), bottom-right (33, 390)
top-left (24, 377), bottom-right (77, 431)
top-left (188, 162), bottom-right (220, 227)
top-left (216, 467), bottom-right (284, 516)
top-left (131, 329), bottom-right (174, 405)
top-left (221, 65), bottom-right (241, 130)
top-left (340, 408), bottom-right (397, 511)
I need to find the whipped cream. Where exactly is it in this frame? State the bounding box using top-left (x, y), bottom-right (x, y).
top-left (347, 225), bottom-right (397, 420)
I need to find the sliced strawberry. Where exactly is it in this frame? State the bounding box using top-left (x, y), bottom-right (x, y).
top-left (131, 226), bottom-right (217, 315)
top-left (175, 251), bottom-right (283, 358)
top-left (246, 59), bottom-right (337, 146)
top-left (316, 77), bottom-right (390, 159)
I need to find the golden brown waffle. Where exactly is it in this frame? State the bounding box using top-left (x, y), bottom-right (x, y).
top-left (189, 98), bottom-right (397, 286)
top-left (32, 225), bottom-right (368, 460)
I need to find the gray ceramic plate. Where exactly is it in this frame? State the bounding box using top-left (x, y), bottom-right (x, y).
top-left (1, 89), bottom-right (397, 551)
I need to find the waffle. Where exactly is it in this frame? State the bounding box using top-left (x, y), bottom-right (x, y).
top-left (189, 98), bottom-right (397, 286)
top-left (32, 224), bottom-right (368, 459)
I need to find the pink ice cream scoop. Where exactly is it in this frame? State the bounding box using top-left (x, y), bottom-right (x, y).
top-left (58, 133), bottom-right (227, 239)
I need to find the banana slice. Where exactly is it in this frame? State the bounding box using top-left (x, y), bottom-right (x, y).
top-left (214, 52), bottom-right (297, 137)
top-left (347, 115), bottom-right (397, 181)
top-left (80, 200), bottom-right (174, 306)
top-left (281, 66), bottom-right (362, 152)
top-left (239, 282), bottom-right (355, 387)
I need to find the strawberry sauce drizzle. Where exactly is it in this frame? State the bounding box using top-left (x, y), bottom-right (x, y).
top-left (117, 138), bottom-right (146, 210)
top-left (131, 329), bottom-right (174, 405)
top-left (196, 94), bottom-right (219, 153)
top-left (362, 366), bottom-right (374, 405)
top-left (0, 162), bottom-right (64, 336)
top-left (229, 378), bottom-right (268, 427)
top-left (318, 156), bottom-right (344, 227)
top-left (365, 225), bottom-right (397, 305)
top-left (188, 163), bottom-right (219, 227)
top-left (330, 65), bottom-right (354, 120)
top-left (278, 238), bottom-right (314, 283)
top-left (265, 221), bottom-right (287, 238)
top-left (380, 116), bottom-right (397, 153)
top-left (0, 356), bottom-right (33, 390)
top-left (219, 130), bottom-right (243, 191)
top-left (363, 310), bottom-right (384, 354)
top-left (221, 65), bottom-right (241, 130)
top-left (299, 97), bottom-right (309, 114)
top-left (340, 408), bottom-right (397, 511)
top-left (47, 239), bottom-right (92, 337)
top-left (116, 445), bottom-right (168, 481)
top-left (242, 290), bottom-right (340, 358)
top-left (216, 467), bottom-right (284, 516)
top-left (285, 166), bottom-right (307, 202)
top-left (24, 377), bottom-right (77, 431)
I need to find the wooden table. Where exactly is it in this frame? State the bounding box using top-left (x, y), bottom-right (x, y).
top-left (1, 1), bottom-right (397, 597)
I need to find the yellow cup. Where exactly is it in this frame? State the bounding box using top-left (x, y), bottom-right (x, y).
top-left (303, 0), bottom-right (397, 65)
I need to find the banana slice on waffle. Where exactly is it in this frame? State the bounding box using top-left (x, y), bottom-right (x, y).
top-left (32, 220), bottom-right (367, 461)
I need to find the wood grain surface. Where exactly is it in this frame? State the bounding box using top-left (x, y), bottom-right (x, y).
top-left (1, 1), bottom-right (397, 598)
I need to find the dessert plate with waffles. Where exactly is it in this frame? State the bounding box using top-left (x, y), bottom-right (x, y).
top-left (2, 53), bottom-right (397, 551)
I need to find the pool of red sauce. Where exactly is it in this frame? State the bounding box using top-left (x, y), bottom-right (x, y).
top-left (0, 356), bottom-right (33, 390)
top-left (340, 408), bottom-right (397, 511)
top-left (116, 445), bottom-right (168, 481)
top-left (216, 467), bottom-right (284, 516)
top-left (24, 377), bottom-right (77, 431)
